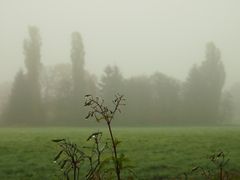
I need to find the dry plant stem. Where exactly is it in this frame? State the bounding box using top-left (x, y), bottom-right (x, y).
top-left (86, 134), bottom-right (102, 180)
top-left (73, 163), bottom-right (77, 180)
top-left (95, 136), bottom-right (101, 169)
top-left (72, 155), bottom-right (78, 180)
top-left (220, 167), bottom-right (223, 180)
top-left (85, 94), bottom-right (125, 180)
top-left (107, 120), bottom-right (121, 180)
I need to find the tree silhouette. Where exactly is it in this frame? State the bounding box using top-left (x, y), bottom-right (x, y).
top-left (183, 42), bottom-right (225, 124)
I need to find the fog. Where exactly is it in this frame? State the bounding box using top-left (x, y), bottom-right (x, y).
top-left (1, 3), bottom-right (240, 178)
top-left (1, 0), bottom-right (240, 86)
top-left (1, 0), bottom-right (240, 126)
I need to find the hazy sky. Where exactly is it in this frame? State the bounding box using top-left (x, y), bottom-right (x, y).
top-left (0, 0), bottom-right (240, 87)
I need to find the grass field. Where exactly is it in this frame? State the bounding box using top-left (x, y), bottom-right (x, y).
top-left (0, 127), bottom-right (240, 179)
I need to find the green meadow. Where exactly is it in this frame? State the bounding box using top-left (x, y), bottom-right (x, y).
top-left (0, 127), bottom-right (240, 179)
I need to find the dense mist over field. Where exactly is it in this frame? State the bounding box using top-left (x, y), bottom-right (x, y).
top-left (1, 0), bottom-right (240, 126)
top-left (2, 2), bottom-right (240, 179)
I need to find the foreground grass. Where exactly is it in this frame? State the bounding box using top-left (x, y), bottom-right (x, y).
top-left (0, 127), bottom-right (240, 179)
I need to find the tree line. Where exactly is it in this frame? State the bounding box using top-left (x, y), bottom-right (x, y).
top-left (0, 26), bottom-right (233, 126)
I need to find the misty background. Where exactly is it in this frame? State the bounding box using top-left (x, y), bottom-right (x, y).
top-left (0, 0), bottom-right (240, 126)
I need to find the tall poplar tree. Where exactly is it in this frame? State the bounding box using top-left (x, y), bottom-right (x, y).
top-left (70, 32), bottom-right (86, 121)
top-left (3, 26), bottom-right (44, 125)
top-left (23, 26), bottom-right (44, 124)
top-left (71, 32), bottom-right (85, 98)
top-left (184, 42), bottom-right (225, 124)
